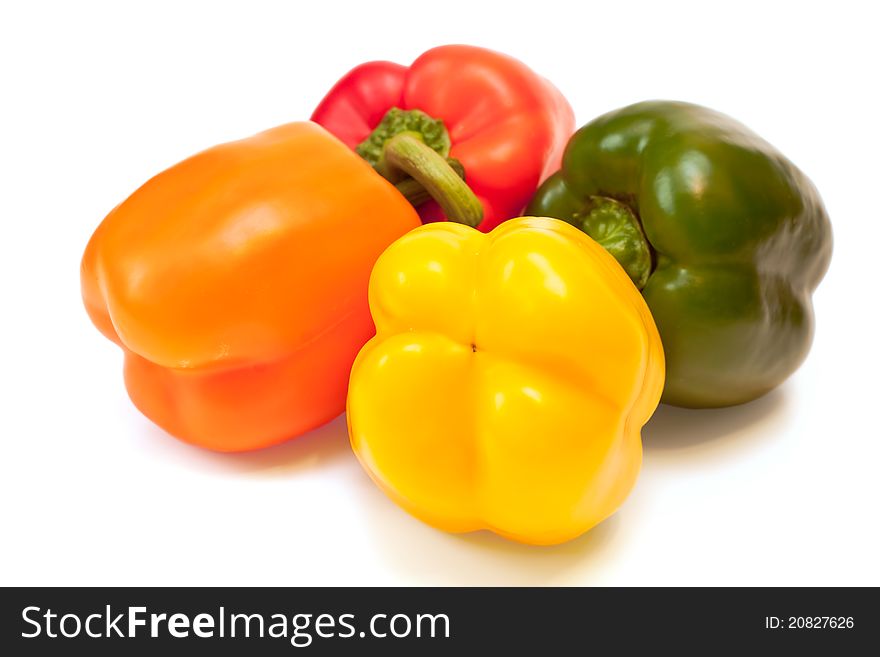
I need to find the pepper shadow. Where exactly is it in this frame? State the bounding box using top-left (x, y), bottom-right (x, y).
top-left (352, 468), bottom-right (624, 586)
top-left (135, 412), bottom-right (354, 477)
top-left (643, 387), bottom-right (791, 459)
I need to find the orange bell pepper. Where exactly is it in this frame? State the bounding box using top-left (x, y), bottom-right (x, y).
top-left (81, 122), bottom-right (440, 451)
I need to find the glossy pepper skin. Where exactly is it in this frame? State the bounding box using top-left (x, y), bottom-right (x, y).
top-left (347, 218), bottom-right (664, 545)
top-left (82, 122), bottom-right (420, 451)
top-left (312, 45), bottom-right (574, 231)
top-left (527, 101), bottom-right (832, 408)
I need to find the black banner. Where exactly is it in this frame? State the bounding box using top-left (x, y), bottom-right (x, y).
top-left (1, 587), bottom-right (875, 654)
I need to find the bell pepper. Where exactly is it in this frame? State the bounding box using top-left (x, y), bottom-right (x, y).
top-left (82, 121), bottom-right (483, 451)
top-left (527, 101), bottom-right (832, 408)
top-left (346, 217), bottom-right (664, 545)
top-left (312, 44), bottom-right (575, 231)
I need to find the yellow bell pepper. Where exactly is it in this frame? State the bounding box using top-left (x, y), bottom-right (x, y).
top-left (347, 217), bottom-right (665, 545)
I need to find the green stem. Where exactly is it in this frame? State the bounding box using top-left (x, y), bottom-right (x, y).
top-left (382, 135), bottom-right (483, 227)
top-left (574, 196), bottom-right (653, 289)
top-left (394, 159), bottom-right (465, 207)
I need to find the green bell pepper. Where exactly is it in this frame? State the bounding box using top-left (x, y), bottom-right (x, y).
top-left (527, 101), bottom-right (832, 408)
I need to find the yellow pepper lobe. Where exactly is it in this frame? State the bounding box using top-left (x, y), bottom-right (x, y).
top-left (347, 217), bottom-right (665, 545)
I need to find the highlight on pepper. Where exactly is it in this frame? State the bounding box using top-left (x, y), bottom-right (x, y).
top-left (346, 217), bottom-right (665, 545)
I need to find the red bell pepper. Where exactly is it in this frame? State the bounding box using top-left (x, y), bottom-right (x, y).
top-left (312, 45), bottom-right (574, 231)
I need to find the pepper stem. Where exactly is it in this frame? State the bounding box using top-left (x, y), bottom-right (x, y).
top-left (381, 134), bottom-right (483, 227)
top-left (356, 107), bottom-right (483, 227)
top-left (395, 159), bottom-right (465, 207)
top-left (574, 196), bottom-right (653, 289)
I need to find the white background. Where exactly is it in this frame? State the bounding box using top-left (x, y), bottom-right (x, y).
top-left (1, 0), bottom-right (878, 586)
